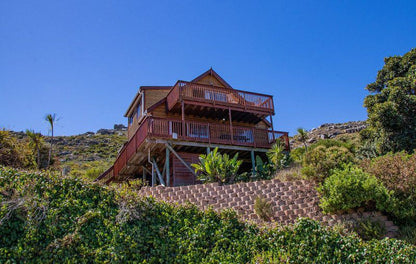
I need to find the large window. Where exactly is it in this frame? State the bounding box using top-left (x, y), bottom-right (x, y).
top-left (128, 116), bottom-right (133, 125)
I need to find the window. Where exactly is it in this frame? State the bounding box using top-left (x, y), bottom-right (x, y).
top-left (137, 102), bottom-right (142, 118)
top-left (128, 115), bottom-right (133, 125)
top-left (188, 124), bottom-right (209, 139)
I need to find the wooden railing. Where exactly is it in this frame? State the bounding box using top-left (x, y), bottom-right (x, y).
top-left (148, 117), bottom-right (289, 149)
top-left (166, 81), bottom-right (274, 113)
top-left (98, 117), bottom-right (289, 181)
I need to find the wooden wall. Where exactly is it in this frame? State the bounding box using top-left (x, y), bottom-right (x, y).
top-left (144, 89), bottom-right (170, 110)
top-left (171, 152), bottom-right (201, 186)
top-left (195, 75), bottom-right (226, 87)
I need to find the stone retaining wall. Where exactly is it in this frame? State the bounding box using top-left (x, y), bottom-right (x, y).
top-left (137, 178), bottom-right (398, 237)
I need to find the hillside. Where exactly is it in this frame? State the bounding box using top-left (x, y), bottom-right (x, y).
top-left (290, 121), bottom-right (366, 148)
top-left (10, 124), bottom-right (127, 177)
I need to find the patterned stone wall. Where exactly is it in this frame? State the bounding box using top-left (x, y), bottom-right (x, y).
top-left (137, 178), bottom-right (398, 237)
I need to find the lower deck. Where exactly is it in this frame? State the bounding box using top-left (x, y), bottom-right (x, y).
top-left (107, 139), bottom-right (270, 186)
top-left (95, 116), bottom-right (289, 185)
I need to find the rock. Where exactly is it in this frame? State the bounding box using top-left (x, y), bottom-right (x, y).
top-left (114, 124), bottom-right (127, 131)
top-left (97, 129), bottom-right (115, 135)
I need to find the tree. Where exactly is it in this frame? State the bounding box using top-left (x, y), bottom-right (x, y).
top-left (297, 128), bottom-right (309, 151)
top-left (26, 129), bottom-right (42, 169)
top-left (45, 113), bottom-right (57, 167)
top-left (362, 48), bottom-right (416, 154)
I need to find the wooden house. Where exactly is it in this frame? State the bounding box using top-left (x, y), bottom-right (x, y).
top-left (96, 69), bottom-right (289, 186)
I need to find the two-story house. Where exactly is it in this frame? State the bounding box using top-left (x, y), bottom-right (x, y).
top-left (96, 69), bottom-right (289, 186)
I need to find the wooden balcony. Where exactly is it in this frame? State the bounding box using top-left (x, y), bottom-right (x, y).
top-left (103, 117), bottom-right (289, 181)
top-left (167, 81), bottom-right (274, 116)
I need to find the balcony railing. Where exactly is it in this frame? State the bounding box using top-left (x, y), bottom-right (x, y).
top-left (167, 81), bottom-right (274, 113)
top-left (103, 117), bottom-right (289, 181)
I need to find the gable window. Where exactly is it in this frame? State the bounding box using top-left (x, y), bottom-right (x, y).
top-left (128, 115), bottom-right (133, 125)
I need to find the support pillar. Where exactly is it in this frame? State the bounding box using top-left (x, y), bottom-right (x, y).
top-left (229, 107), bottom-right (233, 143)
top-left (151, 164), bottom-right (155, 187)
top-left (270, 114), bottom-right (275, 141)
top-left (181, 101), bottom-right (185, 137)
top-left (166, 147), bottom-right (170, 187)
top-left (251, 150), bottom-right (256, 176)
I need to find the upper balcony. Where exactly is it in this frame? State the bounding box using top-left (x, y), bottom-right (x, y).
top-left (166, 81), bottom-right (274, 122)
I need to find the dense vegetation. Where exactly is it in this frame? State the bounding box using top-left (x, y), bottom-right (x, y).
top-left (1, 167), bottom-right (415, 263)
top-left (362, 48), bottom-right (416, 154)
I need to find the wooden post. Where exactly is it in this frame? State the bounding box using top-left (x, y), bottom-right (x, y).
top-left (229, 107), bottom-right (233, 144)
top-left (270, 114), bottom-right (275, 141)
top-left (251, 150), bottom-right (256, 177)
top-left (153, 158), bottom-right (166, 186)
top-left (181, 101), bottom-right (185, 138)
top-left (166, 147), bottom-right (170, 187)
top-left (151, 163), bottom-right (155, 187)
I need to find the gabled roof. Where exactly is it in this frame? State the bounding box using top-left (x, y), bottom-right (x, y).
top-left (191, 68), bottom-right (233, 89)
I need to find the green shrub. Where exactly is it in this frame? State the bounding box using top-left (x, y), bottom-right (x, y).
top-left (302, 145), bottom-right (354, 180)
top-left (290, 147), bottom-right (305, 163)
top-left (84, 167), bottom-right (104, 180)
top-left (353, 218), bottom-right (386, 241)
top-left (398, 223), bottom-right (416, 245)
top-left (318, 166), bottom-right (390, 213)
top-left (254, 196), bottom-right (273, 221)
top-left (0, 130), bottom-right (34, 168)
top-left (1, 167), bottom-right (416, 263)
top-left (192, 147), bottom-right (242, 185)
top-left (360, 151), bottom-right (416, 220)
top-left (267, 139), bottom-right (292, 170)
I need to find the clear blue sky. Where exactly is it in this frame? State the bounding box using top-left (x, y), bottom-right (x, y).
top-left (1, 0), bottom-right (415, 136)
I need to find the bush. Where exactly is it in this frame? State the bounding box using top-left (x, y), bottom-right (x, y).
top-left (360, 151), bottom-right (416, 220)
top-left (302, 145), bottom-right (354, 180)
top-left (84, 167), bottom-right (104, 180)
top-left (0, 130), bottom-right (34, 168)
top-left (267, 140), bottom-right (292, 170)
top-left (254, 196), bottom-right (273, 221)
top-left (353, 218), bottom-right (386, 241)
top-left (318, 166), bottom-right (390, 213)
top-left (361, 151), bottom-right (416, 197)
top-left (192, 147), bottom-right (242, 185)
top-left (290, 147), bottom-right (305, 163)
top-left (1, 167), bottom-right (416, 263)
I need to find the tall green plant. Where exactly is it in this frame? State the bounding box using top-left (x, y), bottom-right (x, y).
top-left (297, 128), bottom-right (308, 151)
top-left (267, 139), bottom-right (291, 170)
top-left (191, 147), bottom-right (242, 185)
top-left (25, 129), bottom-right (42, 169)
top-left (45, 113), bottom-right (57, 167)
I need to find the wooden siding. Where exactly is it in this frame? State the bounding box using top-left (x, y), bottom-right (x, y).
top-left (144, 89), bottom-right (170, 110)
top-left (194, 75), bottom-right (226, 87)
top-left (171, 152), bottom-right (200, 186)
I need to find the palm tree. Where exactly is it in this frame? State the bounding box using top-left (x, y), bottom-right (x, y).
top-left (45, 113), bottom-right (56, 167)
top-left (26, 129), bottom-right (42, 169)
top-left (297, 128), bottom-right (308, 151)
